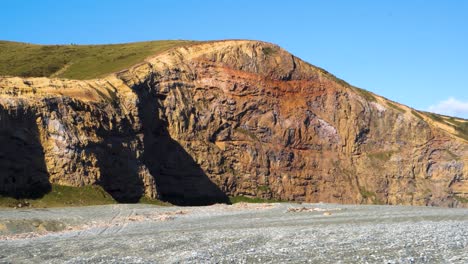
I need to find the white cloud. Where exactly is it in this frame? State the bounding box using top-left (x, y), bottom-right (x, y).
top-left (428, 97), bottom-right (468, 118)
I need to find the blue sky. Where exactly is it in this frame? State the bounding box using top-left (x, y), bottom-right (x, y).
top-left (2, 0), bottom-right (468, 118)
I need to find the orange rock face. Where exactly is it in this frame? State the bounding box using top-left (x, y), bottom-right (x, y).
top-left (0, 40), bottom-right (466, 206)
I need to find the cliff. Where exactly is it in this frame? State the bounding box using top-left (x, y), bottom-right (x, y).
top-left (0, 40), bottom-right (467, 206)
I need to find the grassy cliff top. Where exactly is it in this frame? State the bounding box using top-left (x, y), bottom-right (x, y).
top-left (0, 40), bottom-right (194, 80)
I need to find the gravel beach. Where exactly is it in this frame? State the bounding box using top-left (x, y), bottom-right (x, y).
top-left (0, 203), bottom-right (467, 263)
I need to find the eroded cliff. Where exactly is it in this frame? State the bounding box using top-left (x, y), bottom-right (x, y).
top-left (0, 40), bottom-right (466, 206)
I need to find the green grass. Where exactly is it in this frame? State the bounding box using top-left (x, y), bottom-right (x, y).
top-left (454, 195), bottom-right (468, 204)
top-left (0, 184), bottom-right (172, 208)
top-left (359, 187), bottom-right (376, 199)
top-left (424, 111), bottom-right (445, 123)
top-left (454, 125), bottom-right (468, 141)
top-left (445, 118), bottom-right (468, 141)
top-left (359, 187), bottom-right (384, 205)
top-left (421, 111), bottom-right (468, 141)
top-left (353, 86), bottom-right (377, 102)
top-left (0, 40), bottom-right (194, 80)
top-left (257, 185), bottom-right (271, 192)
top-left (262, 46), bottom-right (277, 56)
top-left (229, 196), bottom-right (285, 204)
top-left (386, 102), bottom-right (406, 113)
top-left (0, 184), bottom-right (116, 208)
top-left (411, 110), bottom-right (424, 120)
top-left (367, 150), bottom-right (396, 162)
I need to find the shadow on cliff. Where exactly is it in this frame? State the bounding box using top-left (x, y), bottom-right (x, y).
top-left (43, 98), bottom-right (145, 203)
top-left (89, 111), bottom-right (144, 203)
top-left (134, 81), bottom-right (229, 206)
top-left (0, 105), bottom-right (51, 199)
top-left (88, 138), bottom-right (144, 203)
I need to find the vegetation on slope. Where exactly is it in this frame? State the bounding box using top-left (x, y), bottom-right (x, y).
top-left (353, 86), bottom-right (377, 102)
top-left (445, 117), bottom-right (468, 141)
top-left (0, 40), bottom-right (194, 80)
top-left (315, 66), bottom-right (467, 141)
top-left (0, 185), bottom-right (116, 208)
top-left (422, 111), bottom-right (468, 141)
top-left (0, 184), bottom-right (170, 208)
top-left (386, 101), bottom-right (406, 113)
top-left (316, 64), bottom-right (467, 142)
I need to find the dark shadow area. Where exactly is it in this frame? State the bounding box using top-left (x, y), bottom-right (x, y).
top-left (85, 106), bottom-right (144, 203)
top-left (0, 104), bottom-right (51, 198)
top-left (88, 136), bottom-right (144, 203)
top-left (45, 98), bottom-right (145, 203)
top-left (134, 80), bottom-right (229, 206)
top-left (144, 136), bottom-right (229, 206)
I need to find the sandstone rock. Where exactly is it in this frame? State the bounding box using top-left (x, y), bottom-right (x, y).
top-left (0, 40), bottom-right (466, 207)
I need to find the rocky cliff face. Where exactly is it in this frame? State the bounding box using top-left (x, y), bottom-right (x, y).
top-left (0, 40), bottom-right (467, 207)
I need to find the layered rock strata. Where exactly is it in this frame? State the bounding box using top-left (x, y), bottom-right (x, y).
top-left (0, 40), bottom-right (466, 206)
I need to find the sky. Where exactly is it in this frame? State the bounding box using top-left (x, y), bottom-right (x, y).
top-left (2, 0), bottom-right (468, 118)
